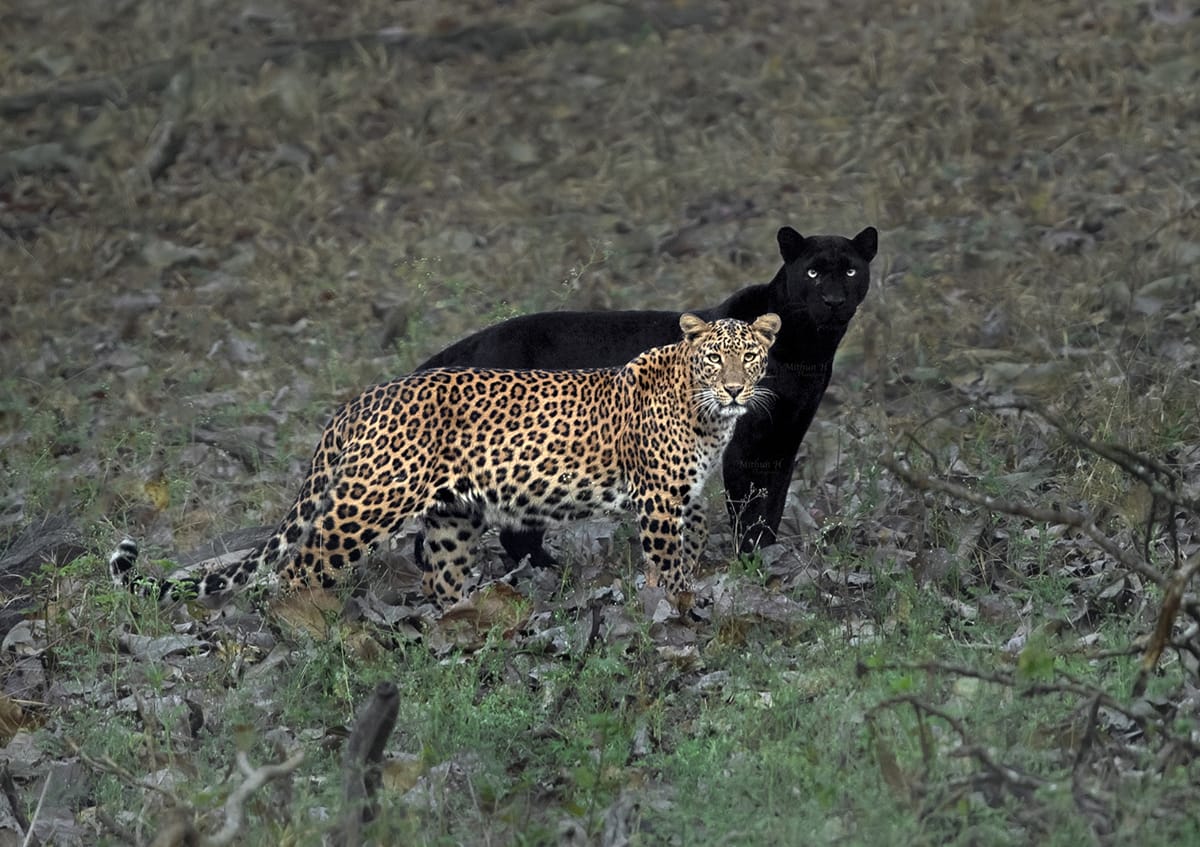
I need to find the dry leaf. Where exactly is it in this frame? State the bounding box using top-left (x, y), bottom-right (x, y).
top-left (381, 753), bottom-right (427, 794)
top-left (144, 479), bottom-right (171, 511)
top-left (271, 588), bottom-right (343, 638)
top-left (432, 583), bottom-right (531, 652)
top-left (0, 693), bottom-right (30, 744)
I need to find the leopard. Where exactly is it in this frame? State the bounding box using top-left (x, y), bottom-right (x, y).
top-left (109, 313), bottom-right (780, 611)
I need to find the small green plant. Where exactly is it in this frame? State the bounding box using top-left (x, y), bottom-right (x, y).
top-left (730, 549), bottom-right (765, 582)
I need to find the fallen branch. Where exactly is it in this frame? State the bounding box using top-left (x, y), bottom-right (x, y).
top-left (879, 454), bottom-right (1167, 590)
top-left (70, 736), bottom-right (303, 846)
top-left (881, 439), bottom-right (1200, 692)
top-left (862, 658), bottom-right (1200, 759)
top-left (336, 681), bottom-right (400, 847)
top-left (1136, 554), bottom-right (1200, 696)
top-left (205, 749), bottom-right (305, 847)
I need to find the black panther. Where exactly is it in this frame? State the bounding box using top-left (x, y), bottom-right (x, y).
top-left (416, 225), bottom-right (878, 567)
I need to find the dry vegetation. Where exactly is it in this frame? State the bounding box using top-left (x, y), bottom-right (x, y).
top-left (1, 0), bottom-right (1198, 844)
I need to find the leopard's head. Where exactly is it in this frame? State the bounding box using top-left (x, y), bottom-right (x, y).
top-left (680, 313), bottom-right (780, 418)
top-left (774, 226), bottom-right (878, 326)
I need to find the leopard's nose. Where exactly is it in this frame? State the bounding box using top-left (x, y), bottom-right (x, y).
top-left (724, 383), bottom-right (744, 400)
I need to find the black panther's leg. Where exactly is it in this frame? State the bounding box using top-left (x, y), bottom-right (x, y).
top-left (721, 432), bottom-right (802, 553)
top-left (722, 362), bottom-right (834, 552)
top-left (499, 528), bottom-right (558, 569)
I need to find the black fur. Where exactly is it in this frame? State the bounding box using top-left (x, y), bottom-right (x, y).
top-left (416, 225), bottom-right (878, 564)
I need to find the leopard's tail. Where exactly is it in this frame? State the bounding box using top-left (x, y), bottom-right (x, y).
top-left (108, 477), bottom-right (339, 604)
top-left (109, 538), bottom-right (192, 601)
top-left (109, 413), bottom-right (348, 604)
top-left (108, 537), bottom-right (275, 604)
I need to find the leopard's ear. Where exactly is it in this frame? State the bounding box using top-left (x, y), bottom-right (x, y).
top-left (777, 227), bottom-right (805, 263)
top-left (852, 226), bottom-right (879, 261)
top-left (679, 313), bottom-right (709, 342)
top-left (751, 313), bottom-right (781, 348)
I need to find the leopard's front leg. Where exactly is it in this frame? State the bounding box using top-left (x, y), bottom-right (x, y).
top-left (680, 497), bottom-right (708, 583)
top-left (637, 491), bottom-right (689, 597)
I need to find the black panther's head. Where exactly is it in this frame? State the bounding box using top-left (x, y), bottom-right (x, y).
top-left (773, 226), bottom-right (878, 326)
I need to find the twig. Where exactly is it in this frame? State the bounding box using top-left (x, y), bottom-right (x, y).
top-left (861, 660), bottom-right (1153, 736)
top-left (949, 744), bottom-right (1049, 796)
top-left (71, 735), bottom-right (302, 846)
top-left (1071, 695), bottom-right (1102, 776)
top-left (882, 443), bottom-right (1200, 693)
top-left (21, 768), bottom-right (52, 847)
top-left (869, 694), bottom-right (1050, 810)
top-left (205, 749), bottom-right (305, 847)
top-left (95, 809), bottom-right (139, 846)
top-left (997, 400), bottom-right (1196, 514)
top-left (0, 766), bottom-right (30, 836)
top-left (880, 454), bottom-right (1168, 590)
top-left (903, 399), bottom-right (1195, 517)
top-left (1134, 554), bottom-right (1200, 696)
top-left (901, 659), bottom-right (1200, 757)
top-left (336, 682), bottom-right (400, 847)
top-left (67, 740), bottom-right (182, 803)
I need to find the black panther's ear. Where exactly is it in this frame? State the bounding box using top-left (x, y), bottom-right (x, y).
top-left (777, 226), bottom-right (805, 263)
top-left (852, 226), bottom-right (878, 261)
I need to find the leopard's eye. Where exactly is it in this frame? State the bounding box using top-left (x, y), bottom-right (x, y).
top-left (846, 268), bottom-right (857, 277)
top-left (706, 352), bottom-right (722, 365)
top-left (806, 269), bottom-right (818, 279)
top-left (743, 351), bottom-right (758, 363)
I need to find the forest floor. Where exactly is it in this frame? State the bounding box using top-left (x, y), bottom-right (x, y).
top-left (0, 0), bottom-right (1198, 844)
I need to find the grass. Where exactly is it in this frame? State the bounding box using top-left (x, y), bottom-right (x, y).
top-left (23, 530), bottom-right (1198, 844)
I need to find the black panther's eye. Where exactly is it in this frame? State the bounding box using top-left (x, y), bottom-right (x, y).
top-left (846, 269), bottom-right (857, 277)
top-left (806, 269), bottom-right (818, 279)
